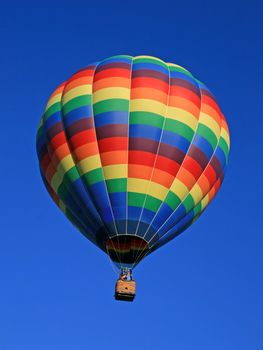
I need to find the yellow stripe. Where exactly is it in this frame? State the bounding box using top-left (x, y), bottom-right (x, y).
top-left (189, 184), bottom-right (203, 205)
top-left (167, 106), bottom-right (197, 130)
top-left (128, 178), bottom-right (167, 201)
top-left (199, 112), bottom-right (221, 139)
top-left (62, 85), bottom-right (92, 104)
top-left (200, 194), bottom-right (209, 210)
top-left (77, 155), bottom-right (101, 174)
top-left (59, 200), bottom-right (66, 213)
top-left (93, 87), bottom-right (130, 103)
top-left (104, 164), bottom-right (127, 180)
top-left (147, 181), bottom-right (168, 201)
top-left (221, 128), bottom-right (230, 148)
top-left (130, 99), bottom-right (166, 115)
top-left (51, 172), bottom-right (63, 192)
top-left (56, 155), bottom-right (75, 176)
top-left (45, 93), bottom-right (61, 111)
top-left (170, 179), bottom-right (189, 200)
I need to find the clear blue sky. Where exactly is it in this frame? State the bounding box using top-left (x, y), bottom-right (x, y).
top-left (1, 0), bottom-right (262, 349)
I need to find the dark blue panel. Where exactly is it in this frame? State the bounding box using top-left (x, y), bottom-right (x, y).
top-left (129, 124), bottom-right (162, 141)
top-left (63, 106), bottom-right (93, 127)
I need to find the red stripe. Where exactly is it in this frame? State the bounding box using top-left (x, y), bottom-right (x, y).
top-left (93, 68), bottom-right (131, 81)
top-left (98, 137), bottom-right (128, 152)
top-left (129, 151), bottom-right (156, 167)
top-left (67, 69), bottom-right (95, 82)
top-left (154, 155), bottom-right (180, 176)
top-left (69, 130), bottom-right (96, 149)
top-left (170, 86), bottom-right (201, 108)
top-left (49, 132), bottom-right (66, 150)
top-left (182, 156), bottom-right (203, 180)
top-left (203, 165), bottom-right (217, 187)
top-left (131, 77), bottom-right (169, 92)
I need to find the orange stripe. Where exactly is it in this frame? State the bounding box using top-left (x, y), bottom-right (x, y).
top-left (73, 142), bottom-right (98, 161)
top-left (169, 96), bottom-right (200, 117)
top-left (131, 87), bottom-right (168, 103)
top-left (64, 76), bottom-right (93, 91)
top-left (100, 151), bottom-right (127, 165)
top-left (67, 69), bottom-right (94, 82)
top-left (55, 143), bottom-right (71, 161)
top-left (151, 168), bottom-right (174, 188)
top-left (202, 103), bottom-right (222, 125)
top-left (197, 175), bottom-right (211, 194)
top-left (128, 164), bottom-right (152, 181)
top-left (49, 83), bottom-right (65, 99)
top-left (131, 77), bottom-right (168, 92)
top-left (176, 167), bottom-right (196, 190)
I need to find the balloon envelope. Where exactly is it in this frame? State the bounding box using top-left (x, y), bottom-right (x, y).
top-left (36, 55), bottom-right (230, 269)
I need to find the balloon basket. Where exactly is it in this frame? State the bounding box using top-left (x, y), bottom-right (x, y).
top-left (115, 278), bottom-right (136, 302)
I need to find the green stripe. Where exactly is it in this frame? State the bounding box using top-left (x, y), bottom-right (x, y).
top-left (62, 95), bottom-right (92, 114)
top-left (82, 168), bottom-right (104, 186)
top-left (144, 195), bottom-right (162, 212)
top-left (63, 167), bottom-right (80, 187)
top-left (194, 202), bottom-right (202, 216)
top-left (36, 124), bottom-right (44, 141)
top-left (164, 118), bottom-right (194, 142)
top-left (103, 55), bottom-right (133, 61)
top-left (168, 64), bottom-right (193, 77)
top-left (219, 137), bottom-right (229, 162)
top-left (93, 99), bottom-right (129, 114)
top-left (183, 194), bottom-right (195, 213)
top-left (165, 191), bottom-right (181, 210)
top-left (128, 192), bottom-right (145, 207)
top-left (130, 111), bottom-right (164, 128)
top-left (196, 124), bottom-right (218, 149)
top-left (133, 57), bottom-right (168, 69)
top-left (57, 183), bottom-right (68, 201)
top-left (44, 102), bottom-right (61, 119)
top-left (106, 178), bottom-right (127, 193)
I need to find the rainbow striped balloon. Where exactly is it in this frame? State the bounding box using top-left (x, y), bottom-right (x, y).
top-left (36, 55), bottom-right (230, 270)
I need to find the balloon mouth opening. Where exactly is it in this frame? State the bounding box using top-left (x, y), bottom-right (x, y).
top-left (105, 235), bottom-right (149, 265)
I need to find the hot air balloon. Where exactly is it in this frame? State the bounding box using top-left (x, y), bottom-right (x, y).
top-left (36, 55), bottom-right (230, 301)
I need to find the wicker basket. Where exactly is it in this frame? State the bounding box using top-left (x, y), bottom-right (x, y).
top-left (115, 279), bottom-right (136, 302)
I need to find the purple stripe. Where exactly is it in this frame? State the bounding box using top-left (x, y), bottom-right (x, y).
top-left (95, 62), bottom-right (131, 72)
top-left (132, 69), bottom-right (169, 82)
top-left (170, 78), bottom-right (201, 96)
top-left (188, 144), bottom-right (209, 170)
top-left (96, 124), bottom-right (128, 139)
top-left (129, 138), bottom-right (185, 164)
top-left (66, 118), bottom-right (93, 138)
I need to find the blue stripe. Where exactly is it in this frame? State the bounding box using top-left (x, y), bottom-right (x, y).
top-left (149, 203), bottom-right (173, 228)
top-left (170, 70), bottom-right (199, 86)
top-left (45, 111), bottom-right (61, 129)
top-left (161, 130), bottom-right (190, 153)
top-left (94, 111), bottom-right (128, 127)
top-left (128, 206), bottom-right (143, 221)
top-left (152, 204), bottom-right (186, 233)
top-left (192, 134), bottom-right (214, 159)
top-left (111, 206), bottom-right (126, 220)
top-left (62, 105), bottom-right (93, 127)
top-left (129, 124), bottom-right (162, 142)
top-left (109, 192), bottom-right (126, 207)
top-left (214, 146), bottom-right (226, 169)
top-left (155, 209), bottom-right (195, 247)
top-left (132, 62), bottom-right (168, 75)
